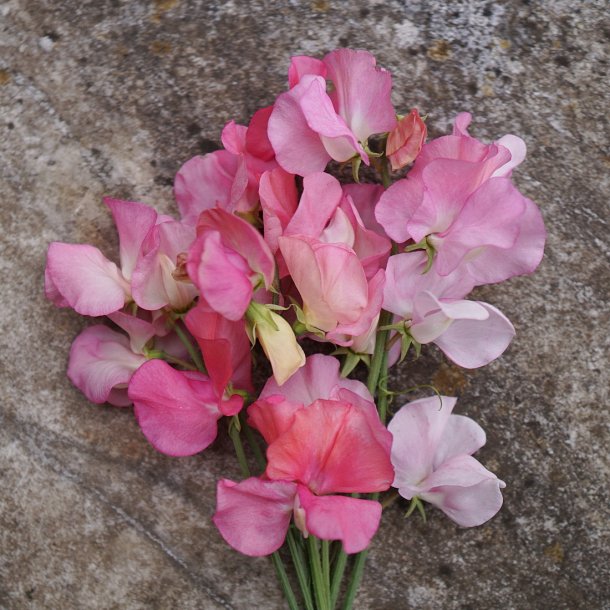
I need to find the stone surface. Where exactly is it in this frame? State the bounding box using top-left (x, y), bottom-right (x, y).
top-left (1, 1), bottom-right (609, 609)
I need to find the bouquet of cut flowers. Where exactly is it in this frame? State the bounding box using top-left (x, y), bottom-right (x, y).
top-left (45, 49), bottom-right (545, 609)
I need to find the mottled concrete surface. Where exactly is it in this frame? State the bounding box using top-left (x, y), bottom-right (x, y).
top-left (1, 1), bottom-right (608, 608)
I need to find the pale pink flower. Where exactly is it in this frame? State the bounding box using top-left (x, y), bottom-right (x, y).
top-left (388, 396), bottom-right (506, 527)
top-left (268, 49), bottom-right (397, 176)
top-left (375, 113), bottom-right (545, 285)
top-left (383, 252), bottom-right (515, 368)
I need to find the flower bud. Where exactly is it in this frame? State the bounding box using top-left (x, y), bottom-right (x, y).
top-left (386, 109), bottom-right (427, 170)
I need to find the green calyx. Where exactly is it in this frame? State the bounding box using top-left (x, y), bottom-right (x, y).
top-left (404, 236), bottom-right (436, 273)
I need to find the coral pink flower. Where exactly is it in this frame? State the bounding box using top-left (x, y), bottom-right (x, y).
top-left (386, 108), bottom-right (427, 170)
top-left (174, 110), bottom-right (277, 224)
top-left (268, 49), bottom-right (397, 176)
top-left (186, 208), bottom-right (275, 321)
top-left (128, 359), bottom-right (241, 457)
top-left (375, 113), bottom-right (545, 285)
top-left (383, 252), bottom-right (515, 368)
top-left (388, 396), bottom-right (505, 527)
top-left (213, 384), bottom-right (393, 556)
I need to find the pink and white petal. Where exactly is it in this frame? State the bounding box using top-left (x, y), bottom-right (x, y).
top-left (213, 478), bottom-right (297, 557)
top-left (323, 49), bottom-right (396, 141)
top-left (288, 55), bottom-right (327, 88)
top-left (465, 197), bottom-right (546, 285)
top-left (433, 302), bottom-right (515, 368)
top-left (434, 414), bottom-right (487, 467)
top-left (267, 399), bottom-right (394, 495)
top-left (375, 178), bottom-right (424, 243)
top-left (45, 242), bottom-right (130, 316)
top-left (128, 359), bottom-right (220, 456)
top-left (388, 396), bottom-right (457, 492)
top-left (423, 477), bottom-right (505, 527)
top-left (297, 486), bottom-right (382, 554)
top-left (268, 85), bottom-right (331, 176)
top-left (419, 455), bottom-right (505, 527)
top-left (247, 395), bottom-right (304, 444)
top-left (285, 172), bottom-right (343, 238)
top-left (104, 198), bottom-right (158, 279)
top-left (174, 152), bottom-right (240, 224)
top-left (67, 325), bottom-right (146, 405)
top-left (492, 134), bottom-right (526, 177)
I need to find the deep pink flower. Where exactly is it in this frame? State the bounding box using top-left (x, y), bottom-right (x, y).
top-left (213, 385), bottom-right (393, 555)
top-left (388, 396), bottom-right (505, 527)
top-left (128, 359), bottom-right (238, 457)
top-left (375, 113), bottom-right (545, 285)
top-left (186, 208), bottom-right (275, 321)
top-left (174, 111), bottom-right (277, 224)
top-left (268, 49), bottom-right (396, 176)
top-left (383, 252), bottom-right (514, 368)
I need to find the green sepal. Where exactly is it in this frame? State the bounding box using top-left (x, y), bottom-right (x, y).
top-left (405, 496), bottom-right (427, 522)
top-left (352, 156), bottom-right (362, 182)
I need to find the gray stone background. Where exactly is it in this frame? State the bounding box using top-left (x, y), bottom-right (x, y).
top-left (1, 0), bottom-right (608, 608)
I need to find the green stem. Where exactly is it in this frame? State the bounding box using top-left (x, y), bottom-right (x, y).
top-left (322, 539), bottom-right (331, 605)
top-left (157, 351), bottom-right (197, 371)
top-left (271, 551), bottom-right (300, 610)
top-left (367, 309), bottom-right (393, 398)
top-left (380, 157), bottom-right (391, 189)
top-left (287, 530), bottom-right (315, 610)
top-left (308, 535), bottom-right (330, 610)
top-left (241, 419), bottom-right (266, 472)
top-left (228, 420), bottom-right (250, 478)
top-left (173, 323), bottom-right (205, 372)
top-left (330, 548), bottom-right (348, 608)
top-left (342, 549), bottom-right (368, 610)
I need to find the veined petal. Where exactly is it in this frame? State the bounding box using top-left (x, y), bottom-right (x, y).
top-left (128, 359), bottom-right (220, 457)
top-left (67, 325), bottom-right (146, 406)
top-left (45, 242), bottom-right (130, 316)
top-left (213, 477), bottom-right (297, 557)
top-left (297, 485), bottom-right (382, 554)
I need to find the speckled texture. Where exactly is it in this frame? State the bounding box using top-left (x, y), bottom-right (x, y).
top-left (1, 1), bottom-right (608, 609)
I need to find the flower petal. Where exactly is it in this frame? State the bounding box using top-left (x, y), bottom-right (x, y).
top-left (128, 359), bottom-right (220, 456)
top-left (297, 485), bottom-right (382, 554)
top-left (213, 477), bottom-right (297, 556)
top-left (45, 242), bottom-right (129, 316)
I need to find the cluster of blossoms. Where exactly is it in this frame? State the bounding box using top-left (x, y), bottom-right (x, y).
top-left (45, 49), bottom-right (544, 609)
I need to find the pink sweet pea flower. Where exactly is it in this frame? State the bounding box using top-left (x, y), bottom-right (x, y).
top-left (268, 49), bottom-right (397, 176)
top-left (388, 396), bottom-right (506, 527)
top-left (67, 325), bottom-right (147, 407)
top-left (375, 113), bottom-right (545, 285)
top-left (174, 110), bottom-right (277, 224)
top-left (213, 387), bottom-right (393, 556)
top-left (128, 358), bottom-right (236, 457)
top-left (186, 208), bottom-right (276, 321)
top-left (383, 252), bottom-right (515, 368)
top-left (45, 198), bottom-right (197, 315)
top-left (386, 108), bottom-right (427, 170)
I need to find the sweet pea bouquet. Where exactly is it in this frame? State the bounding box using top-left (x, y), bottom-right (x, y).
top-left (45, 49), bottom-right (545, 609)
